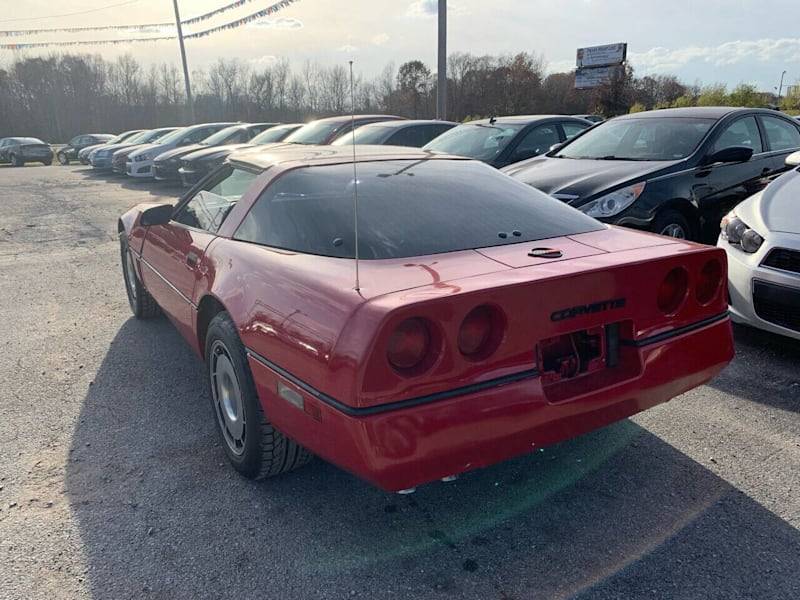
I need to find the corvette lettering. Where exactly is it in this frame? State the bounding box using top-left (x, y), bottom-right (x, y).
top-left (550, 298), bottom-right (627, 322)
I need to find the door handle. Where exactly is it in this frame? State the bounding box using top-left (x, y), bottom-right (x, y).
top-left (186, 251), bottom-right (199, 267)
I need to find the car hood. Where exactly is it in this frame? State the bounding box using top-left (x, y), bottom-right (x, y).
top-left (98, 142), bottom-right (139, 154)
top-left (502, 156), bottom-right (679, 205)
top-left (81, 143), bottom-right (106, 155)
top-left (736, 168), bottom-right (800, 235)
top-left (183, 143), bottom-right (255, 162)
top-left (154, 144), bottom-right (206, 162)
top-left (128, 143), bottom-right (163, 159)
top-left (234, 141), bottom-right (298, 155)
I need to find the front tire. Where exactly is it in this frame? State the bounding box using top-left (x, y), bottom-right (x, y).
top-left (42, 159), bottom-right (52, 166)
top-left (120, 236), bottom-right (159, 319)
top-left (652, 209), bottom-right (693, 240)
top-left (57, 151), bottom-right (69, 165)
top-left (205, 312), bottom-right (312, 480)
top-left (10, 154), bottom-right (23, 167)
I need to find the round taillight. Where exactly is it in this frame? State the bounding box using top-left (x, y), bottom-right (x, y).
top-left (696, 259), bottom-right (723, 305)
top-left (657, 267), bottom-right (689, 315)
top-left (387, 318), bottom-right (431, 371)
top-left (458, 306), bottom-right (493, 356)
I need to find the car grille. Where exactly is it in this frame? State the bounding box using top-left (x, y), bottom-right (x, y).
top-left (752, 280), bottom-right (800, 332)
top-left (761, 248), bottom-right (800, 275)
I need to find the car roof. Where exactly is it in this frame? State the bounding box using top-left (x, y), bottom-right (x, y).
top-left (466, 115), bottom-right (585, 125)
top-left (356, 119), bottom-right (458, 129)
top-left (615, 107), bottom-right (779, 120)
top-left (308, 114), bottom-right (404, 125)
top-left (230, 145), bottom-right (465, 171)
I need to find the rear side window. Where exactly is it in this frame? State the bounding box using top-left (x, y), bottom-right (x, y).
top-left (173, 167), bottom-right (257, 233)
top-left (562, 121), bottom-right (588, 140)
top-left (760, 116), bottom-right (800, 152)
top-left (234, 159), bottom-right (603, 259)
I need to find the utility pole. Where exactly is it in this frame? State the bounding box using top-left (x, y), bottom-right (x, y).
top-left (172, 0), bottom-right (195, 123)
top-left (436, 0), bottom-right (447, 120)
top-left (778, 70), bottom-right (787, 102)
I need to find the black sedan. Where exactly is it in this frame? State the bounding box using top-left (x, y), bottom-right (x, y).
top-left (0, 137), bottom-right (53, 166)
top-left (422, 115), bottom-right (592, 168)
top-left (503, 107), bottom-right (800, 241)
top-left (331, 119), bottom-right (457, 147)
top-left (178, 123), bottom-right (302, 187)
top-left (56, 133), bottom-right (115, 165)
top-left (152, 123), bottom-right (275, 182)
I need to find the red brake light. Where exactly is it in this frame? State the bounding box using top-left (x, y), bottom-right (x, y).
top-left (696, 259), bottom-right (723, 305)
top-left (458, 305), bottom-right (500, 358)
top-left (658, 267), bottom-right (689, 315)
top-left (387, 318), bottom-right (431, 371)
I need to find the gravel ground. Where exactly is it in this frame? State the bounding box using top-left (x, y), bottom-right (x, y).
top-left (1, 164), bottom-right (798, 600)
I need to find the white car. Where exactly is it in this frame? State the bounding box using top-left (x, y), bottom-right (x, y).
top-left (126, 122), bottom-right (233, 178)
top-left (718, 150), bottom-right (800, 340)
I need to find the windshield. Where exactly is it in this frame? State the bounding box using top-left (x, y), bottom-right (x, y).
top-left (156, 127), bottom-right (190, 146)
top-left (202, 126), bottom-right (243, 146)
top-left (557, 117), bottom-right (716, 161)
top-left (251, 125), bottom-right (296, 144)
top-left (235, 159), bottom-right (603, 259)
top-left (283, 121), bottom-right (343, 145)
top-left (423, 123), bottom-right (525, 161)
top-left (332, 125), bottom-right (391, 146)
top-left (141, 128), bottom-right (176, 143)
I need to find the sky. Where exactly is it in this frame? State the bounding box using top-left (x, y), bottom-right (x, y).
top-left (2, 0), bottom-right (799, 91)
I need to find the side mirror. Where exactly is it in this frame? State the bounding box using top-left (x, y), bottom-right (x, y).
top-left (703, 145), bottom-right (753, 166)
top-left (786, 150), bottom-right (800, 167)
top-left (140, 203), bottom-right (174, 226)
top-left (549, 143), bottom-right (564, 153)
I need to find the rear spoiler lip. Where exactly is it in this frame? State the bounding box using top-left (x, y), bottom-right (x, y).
top-left (246, 310), bottom-right (729, 417)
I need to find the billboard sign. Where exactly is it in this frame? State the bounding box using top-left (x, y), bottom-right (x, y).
top-left (575, 65), bottom-right (621, 89)
top-left (576, 43), bottom-right (627, 69)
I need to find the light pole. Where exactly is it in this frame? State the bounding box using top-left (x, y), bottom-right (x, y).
top-left (778, 70), bottom-right (787, 102)
top-left (436, 0), bottom-right (447, 120)
top-left (172, 0), bottom-right (195, 123)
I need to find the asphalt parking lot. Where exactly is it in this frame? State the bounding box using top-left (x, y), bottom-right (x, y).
top-left (1, 164), bottom-right (799, 600)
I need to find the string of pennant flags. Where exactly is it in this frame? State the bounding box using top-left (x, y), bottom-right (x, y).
top-left (0, 0), bottom-right (299, 49)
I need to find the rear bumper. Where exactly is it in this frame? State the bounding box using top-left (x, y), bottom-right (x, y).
top-left (248, 315), bottom-right (733, 491)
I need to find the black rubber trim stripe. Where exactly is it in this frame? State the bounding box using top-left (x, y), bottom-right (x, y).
top-left (620, 311), bottom-right (730, 348)
top-left (245, 348), bottom-right (539, 418)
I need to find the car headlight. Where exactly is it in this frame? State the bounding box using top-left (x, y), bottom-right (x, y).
top-left (579, 182), bottom-right (646, 218)
top-left (134, 153), bottom-right (151, 162)
top-left (720, 211), bottom-right (764, 253)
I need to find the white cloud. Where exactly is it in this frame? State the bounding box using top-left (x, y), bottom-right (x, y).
top-left (249, 55), bottom-right (278, 67)
top-left (248, 17), bottom-right (303, 30)
top-left (371, 33), bottom-right (390, 46)
top-left (630, 38), bottom-right (800, 74)
top-left (338, 44), bottom-right (359, 53)
top-left (406, 0), bottom-right (467, 18)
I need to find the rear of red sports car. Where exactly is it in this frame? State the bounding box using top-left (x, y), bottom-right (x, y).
top-left (215, 154), bottom-right (734, 492)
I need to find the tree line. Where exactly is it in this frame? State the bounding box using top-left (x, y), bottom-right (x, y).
top-left (0, 51), bottom-right (797, 142)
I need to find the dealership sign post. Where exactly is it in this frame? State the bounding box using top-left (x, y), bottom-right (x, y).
top-left (575, 43), bottom-right (627, 89)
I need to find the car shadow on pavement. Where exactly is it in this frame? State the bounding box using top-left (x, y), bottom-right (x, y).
top-left (707, 324), bottom-right (800, 414)
top-left (65, 318), bottom-right (800, 600)
top-left (76, 168), bottom-right (184, 201)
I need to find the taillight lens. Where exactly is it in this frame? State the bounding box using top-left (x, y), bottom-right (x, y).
top-left (458, 305), bottom-right (502, 358)
top-left (696, 259), bottom-right (723, 305)
top-left (657, 267), bottom-right (689, 314)
top-left (387, 318), bottom-right (431, 371)
top-left (459, 307), bottom-right (492, 355)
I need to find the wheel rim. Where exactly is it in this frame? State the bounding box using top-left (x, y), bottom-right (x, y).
top-left (124, 250), bottom-right (138, 302)
top-left (210, 340), bottom-right (246, 456)
top-left (58, 153), bottom-right (67, 165)
top-left (660, 223), bottom-right (687, 239)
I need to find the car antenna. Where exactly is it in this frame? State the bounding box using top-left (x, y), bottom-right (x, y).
top-left (349, 59), bottom-right (361, 292)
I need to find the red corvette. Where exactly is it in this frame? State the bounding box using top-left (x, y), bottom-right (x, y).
top-left (118, 146), bottom-right (734, 492)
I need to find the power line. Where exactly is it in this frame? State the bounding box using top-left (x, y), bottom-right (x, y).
top-left (0, 0), bottom-right (142, 24)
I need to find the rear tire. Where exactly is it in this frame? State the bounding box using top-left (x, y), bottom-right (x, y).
top-left (10, 154), bottom-right (23, 167)
top-left (120, 236), bottom-right (160, 319)
top-left (57, 151), bottom-right (69, 165)
top-left (652, 209), bottom-right (693, 240)
top-left (42, 160), bottom-right (52, 166)
top-left (205, 312), bottom-right (312, 480)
